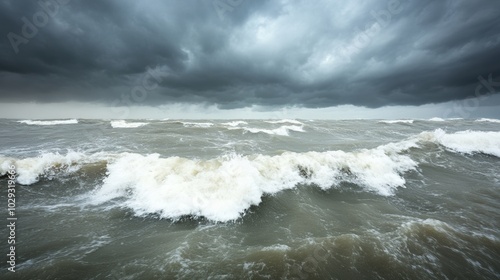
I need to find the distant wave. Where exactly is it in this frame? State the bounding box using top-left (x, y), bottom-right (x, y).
top-left (379, 120), bottom-right (414, 124)
top-left (221, 121), bottom-right (248, 127)
top-left (230, 125), bottom-right (305, 136)
top-left (18, 119), bottom-right (78, 126)
top-left (428, 117), bottom-right (445, 122)
top-left (111, 120), bottom-right (148, 128)
top-left (418, 129), bottom-right (500, 157)
top-left (476, 118), bottom-right (500, 124)
top-left (182, 122), bottom-right (214, 128)
top-left (3, 129), bottom-right (499, 222)
top-left (265, 119), bottom-right (304, 125)
top-left (424, 118), bottom-right (462, 122)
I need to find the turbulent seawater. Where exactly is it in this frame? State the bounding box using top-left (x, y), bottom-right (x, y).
top-left (1, 118), bottom-right (499, 279)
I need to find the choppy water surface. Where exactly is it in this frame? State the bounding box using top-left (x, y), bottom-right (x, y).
top-left (1, 118), bottom-right (499, 279)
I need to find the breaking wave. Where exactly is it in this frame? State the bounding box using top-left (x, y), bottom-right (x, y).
top-left (88, 145), bottom-right (416, 221)
top-left (428, 117), bottom-right (445, 122)
top-left (222, 121), bottom-right (248, 127)
top-left (111, 120), bottom-right (148, 128)
top-left (18, 119), bottom-right (79, 126)
top-left (265, 119), bottom-right (304, 125)
top-left (476, 118), bottom-right (500, 124)
top-left (0, 151), bottom-right (111, 185)
top-left (379, 120), bottom-right (414, 124)
top-left (182, 122), bottom-right (214, 128)
top-left (418, 129), bottom-right (500, 157)
top-left (2, 129), bottom-right (499, 221)
top-left (229, 125), bottom-right (305, 136)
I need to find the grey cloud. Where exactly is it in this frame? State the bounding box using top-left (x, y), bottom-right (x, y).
top-left (0, 0), bottom-right (499, 109)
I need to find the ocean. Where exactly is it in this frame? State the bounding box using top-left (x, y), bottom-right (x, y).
top-left (1, 118), bottom-right (499, 279)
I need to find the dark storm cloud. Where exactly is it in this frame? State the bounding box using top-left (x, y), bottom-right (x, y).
top-left (0, 0), bottom-right (499, 108)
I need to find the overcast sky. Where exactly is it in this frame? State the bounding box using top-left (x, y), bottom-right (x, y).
top-left (1, 0), bottom-right (499, 119)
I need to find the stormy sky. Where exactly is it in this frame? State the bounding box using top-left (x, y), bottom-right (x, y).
top-left (1, 0), bottom-right (500, 118)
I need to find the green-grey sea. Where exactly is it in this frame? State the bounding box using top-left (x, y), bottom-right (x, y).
top-left (1, 118), bottom-right (499, 279)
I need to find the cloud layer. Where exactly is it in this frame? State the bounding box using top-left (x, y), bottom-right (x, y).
top-left (1, 0), bottom-right (499, 109)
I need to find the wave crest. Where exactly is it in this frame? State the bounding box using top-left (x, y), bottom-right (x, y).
top-left (110, 120), bottom-right (148, 128)
top-left (229, 125), bottom-right (305, 136)
top-left (3, 129), bottom-right (499, 222)
top-left (182, 122), bottom-right (214, 128)
top-left (0, 152), bottom-right (109, 185)
top-left (476, 118), bottom-right (500, 124)
top-left (418, 129), bottom-right (500, 157)
top-left (18, 119), bottom-right (78, 126)
top-left (265, 119), bottom-right (304, 125)
top-left (379, 120), bottom-right (414, 124)
top-left (89, 144), bottom-right (416, 221)
top-left (222, 121), bottom-right (248, 127)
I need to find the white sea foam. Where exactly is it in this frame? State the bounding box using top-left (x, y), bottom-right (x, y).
top-left (88, 143), bottom-right (416, 221)
top-left (476, 118), bottom-right (500, 124)
top-left (425, 117), bottom-right (462, 122)
top-left (231, 125), bottom-right (305, 136)
top-left (6, 128), bottom-right (500, 222)
top-left (110, 120), bottom-right (148, 128)
top-left (18, 119), bottom-right (78, 126)
top-left (0, 151), bottom-right (111, 185)
top-left (221, 121), bottom-right (248, 127)
top-left (417, 129), bottom-right (500, 157)
top-left (261, 244), bottom-right (290, 251)
top-left (379, 120), bottom-right (414, 124)
top-left (265, 119), bottom-right (304, 125)
top-left (428, 117), bottom-right (445, 122)
top-left (182, 122), bottom-right (214, 128)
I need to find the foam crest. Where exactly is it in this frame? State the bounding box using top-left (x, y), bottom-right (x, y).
top-left (230, 125), bottom-right (305, 136)
top-left (476, 118), bottom-right (500, 124)
top-left (428, 117), bottom-right (445, 122)
top-left (90, 146), bottom-right (416, 221)
top-left (379, 120), bottom-right (414, 124)
top-left (222, 121), bottom-right (248, 127)
top-left (110, 120), bottom-right (148, 128)
top-left (265, 119), bottom-right (304, 125)
top-left (417, 129), bottom-right (500, 157)
top-left (18, 119), bottom-right (78, 126)
top-left (0, 151), bottom-right (109, 185)
top-left (182, 122), bottom-right (214, 128)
